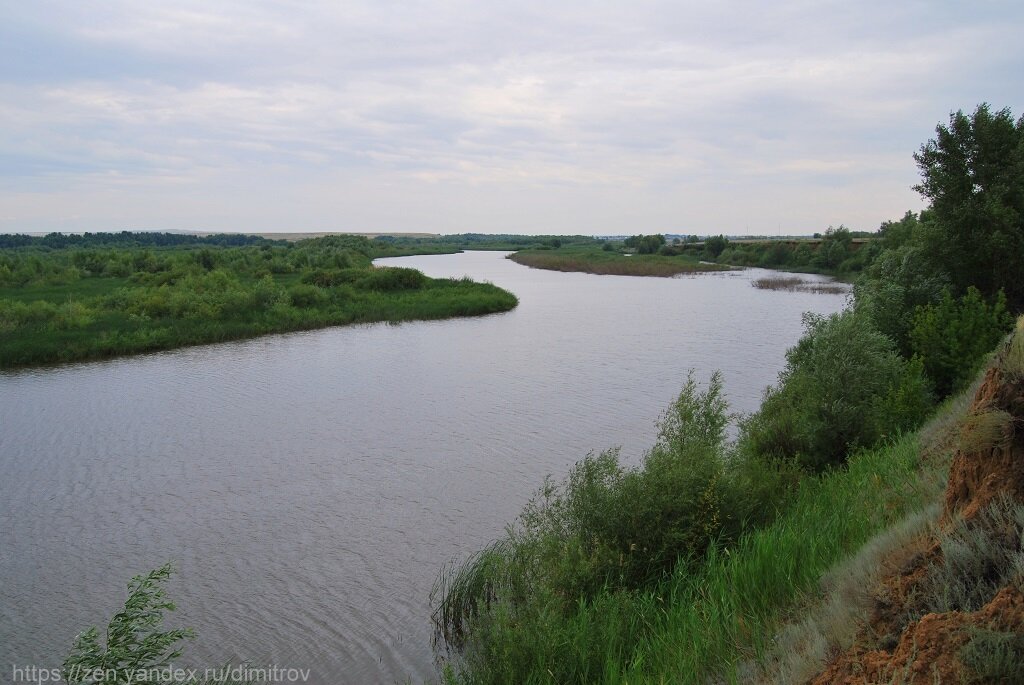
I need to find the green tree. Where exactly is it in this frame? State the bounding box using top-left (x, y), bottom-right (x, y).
top-left (854, 242), bottom-right (948, 356)
top-left (878, 210), bottom-right (921, 251)
top-left (914, 104), bottom-right (1024, 310)
top-left (703, 234), bottom-right (728, 258)
top-left (624, 234), bottom-right (666, 254)
top-left (814, 225), bottom-right (853, 270)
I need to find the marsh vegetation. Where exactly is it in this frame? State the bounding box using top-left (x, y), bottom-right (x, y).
top-left (752, 275), bottom-right (848, 294)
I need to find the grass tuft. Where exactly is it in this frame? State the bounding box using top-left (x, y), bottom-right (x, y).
top-left (1005, 321), bottom-right (1024, 376)
top-left (920, 495), bottom-right (1024, 615)
top-left (957, 410), bottom-right (1015, 454)
top-left (960, 627), bottom-right (1024, 684)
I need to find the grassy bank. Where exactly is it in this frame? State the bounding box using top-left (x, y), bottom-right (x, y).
top-left (432, 299), bottom-right (1004, 684)
top-left (507, 245), bottom-right (729, 277)
top-left (433, 403), bottom-right (955, 684)
top-left (0, 235), bottom-right (517, 368)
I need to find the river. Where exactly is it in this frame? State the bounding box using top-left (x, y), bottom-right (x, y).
top-left (0, 251), bottom-right (847, 684)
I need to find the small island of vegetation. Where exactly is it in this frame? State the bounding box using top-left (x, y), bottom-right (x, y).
top-left (507, 240), bottom-right (730, 277)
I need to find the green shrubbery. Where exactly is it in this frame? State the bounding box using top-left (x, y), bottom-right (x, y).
top-left (433, 390), bottom-right (940, 684)
top-left (435, 373), bottom-right (743, 649)
top-left (0, 237), bottom-right (517, 367)
top-left (742, 310), bottom-right (932, 471)
top-left (909, 287), bottom-right (1013, 397)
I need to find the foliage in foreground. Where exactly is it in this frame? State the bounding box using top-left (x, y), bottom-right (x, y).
top-left (64, 563), bottom-right (260, 684)
top-left (434, 425), bottom-right (939, 684)
top-left (433, 372), bottom-right (745, 653)
top-left (65, 564), bottom-right (192, 683)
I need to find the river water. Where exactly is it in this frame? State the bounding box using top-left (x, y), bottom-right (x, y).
top-left (0, 251), bottom-right (847, 684)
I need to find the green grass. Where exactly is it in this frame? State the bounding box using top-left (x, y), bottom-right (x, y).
top-left (507, 246), bottom-right (729, 277)
top-left (0, 276), bottom-right (132, 303)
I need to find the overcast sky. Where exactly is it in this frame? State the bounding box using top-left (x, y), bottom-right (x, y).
top-left (2, 1), bottom-right (1023, 236)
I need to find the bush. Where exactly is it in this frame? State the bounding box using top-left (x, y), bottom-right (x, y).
top-left (743, 310), bottom-right (932, 471)
top-left (434, 372), bottom-right (740, 645)
top-left (300, 268), bottom-right (363, 288)
top-left (910, 286), bottom-right (1014, 397)
top-left (703, 235), bottom-right (728, 259)
top-left (287, 283), bottom-right (328, 308)
top-left (919, 495), bottom-right (1024, 616)
top-left (853, 242), bottom-right (948, 356)
top-left (813, 226), bottom-right (853, 270)
top-left (358, 266), bottom-right (426, 291)
top-left (961, 628), bottom-right (1024, 684)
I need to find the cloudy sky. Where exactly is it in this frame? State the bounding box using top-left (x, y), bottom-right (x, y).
top-left (2, 1), bottom-right (1022, 236)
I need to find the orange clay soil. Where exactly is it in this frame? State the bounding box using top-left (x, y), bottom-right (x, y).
top-left (809, 344), bottom-right (1024, 685)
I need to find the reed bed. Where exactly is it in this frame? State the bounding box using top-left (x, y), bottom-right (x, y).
top-left (753, 275), bottom-right (848, 294)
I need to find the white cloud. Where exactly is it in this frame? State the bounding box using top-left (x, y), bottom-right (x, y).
top-left (1, 1), bottom-right (1022, 233)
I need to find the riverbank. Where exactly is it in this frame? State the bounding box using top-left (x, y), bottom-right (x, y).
top-left (432, 323), bottom-right (1024, 683)
top-left (507, 246), bottom-right (729, 277)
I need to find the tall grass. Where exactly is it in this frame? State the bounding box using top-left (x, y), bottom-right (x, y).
top-left (622, 435), bottom-right (937, 684)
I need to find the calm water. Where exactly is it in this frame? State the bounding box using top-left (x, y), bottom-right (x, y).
top-left (0, 251), bottom-right (847, 684)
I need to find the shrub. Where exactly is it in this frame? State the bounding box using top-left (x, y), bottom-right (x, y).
top-left (51, 301), bottom-right (95, 330)
top-left (961, 628), bottom-right (1024, 684)
top-left (300, 268), bottom-right (363, 288)
top-left (434, 372), bottom-right (738, 645)
top-left (910, 287), bottom-right (1014, 397)
top-left (813, 226), bottom-right (853, 270)
top-left (0, 299), bottom-right (59, 329)
top-left (915, 495), bottom-right (1024, 616)
top-left (287, 283), bottom-right (328, 308)
top-left (853, 242), bottom-right (948, 356)
top-left (743, 310), bottom-right (932, 471)
top-left (358, 266), bottom-right (426, 291)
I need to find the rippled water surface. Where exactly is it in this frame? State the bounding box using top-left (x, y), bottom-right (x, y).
top-left (0, 251), bottom-right (848, 684)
